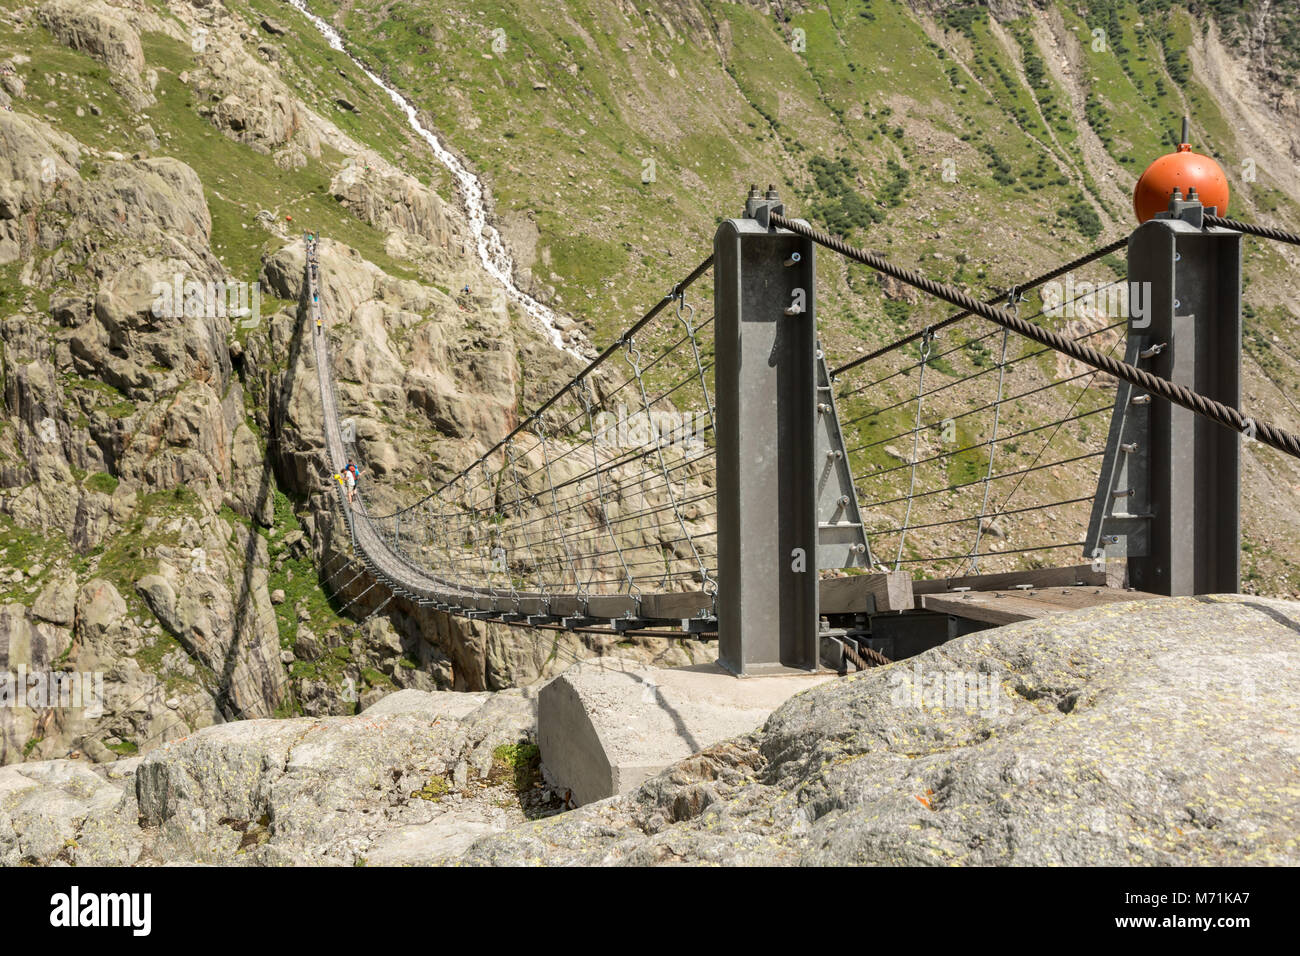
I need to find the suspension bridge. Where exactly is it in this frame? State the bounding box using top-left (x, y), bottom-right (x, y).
top-left (306, 179), bottom-right (1300, 677)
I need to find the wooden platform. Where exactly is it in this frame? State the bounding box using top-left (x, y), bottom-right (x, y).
top-left (909, 562), bottom-right (1125, 596)
top-left (817, 564), bottom-right (1156, 627)
top-left (919, 584), bottom-right (1158, 626)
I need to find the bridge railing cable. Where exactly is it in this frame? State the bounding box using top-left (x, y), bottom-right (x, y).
top-left (331, 254), bottom-right (721, 628)
top-left (830, 237), bottom-right (1129, 379)
top-left (772, 211), bottom-right (1300, 460)
top-left (359, 254), bottom-right (716, 524)
top-left (831, 249), bottom-right (1130, 577)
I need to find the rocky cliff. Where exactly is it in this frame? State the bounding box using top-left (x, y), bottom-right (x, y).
top-left (0, 686), bottom-right (559, 865)
top-left (0, 0), bottom-right (701, 768)
top-left (455, 595), bottom-right (1300, 866)
top-left (1, 596), bottom-right (1294, 865)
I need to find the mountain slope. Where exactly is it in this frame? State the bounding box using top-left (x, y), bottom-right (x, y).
top-left (0, 0), bottom-right (1297, 769)
top-left (0, 0), bottom-right (703, 767)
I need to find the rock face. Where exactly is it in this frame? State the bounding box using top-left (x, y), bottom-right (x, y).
top-left (133, 546), bottom-right (288, 719)
top-left (454, 597), bottom-right (1300, 866)
top-left (1, 579), bottom-right (223, 767)
top-left (0, 0), bottom-right (721, 767)
top-left (37, 0), bottom-right (154, 108)
top-left (0, 757), bottom-right (142, 865)
top-left (0, 689), bottom-right (558, 865)
top-left (0, 0), bottom-right (581, 764)
top-left (190, 18), bottom-right (322, 166)
top-left (2, 598), bottom-right (1296, 866)
top-left (0, 112), bottom-right (81, 265)
top-left (330, 159), bottom-right (459, 269)
top-left (251, 235), bottom-right (712, 693)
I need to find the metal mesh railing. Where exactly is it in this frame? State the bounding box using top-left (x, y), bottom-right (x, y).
top-left (307, 205), bottom-right (1300, 630)
top-left (325, 246), bottom-right (720, 627)
top-left (834, 259), bottom-right (1129, 578)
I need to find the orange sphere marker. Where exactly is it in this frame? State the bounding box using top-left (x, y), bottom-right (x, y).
top-left (1133, 130), bottom-right (1229, 224)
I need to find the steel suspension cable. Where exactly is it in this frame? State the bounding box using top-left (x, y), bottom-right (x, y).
top-left (860, 449), bottom-right (1105, 509)
top-left (894, 329), bottom-right (931, 570)
top-left (625, 335), bottom-right (715, 597)
top-left (967, 319), bottom-right (1012, 573)
top-left (986, 326), bottom-right (1127, 522)
top-left (837, 291), bottom-right (1124, 404)
top-left (772, 212), bottom-right (1300, 460)
top-left (359, 255), bottom-right (715, 522)
top-left (859, 404), bottom-right (1110, 482)
top-left (580, 377), bottom-right (639, 599)
top-left (839, 316), bottom-right (1121, 430)
top-left (829, 237), bottom-right (1129, 379)
top-left (1205, 214), bottom-right (1300, 246)
top-left (847, 363), bottom-right (1100, 457)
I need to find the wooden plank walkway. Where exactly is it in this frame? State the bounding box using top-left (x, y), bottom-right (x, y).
top-left (919, 585), bottom-right (1158, 626)
top-left (909, 563), bottom-right (1124, 595)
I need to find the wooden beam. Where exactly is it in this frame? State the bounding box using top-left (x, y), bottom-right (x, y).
top-left (818, 571), bottom-right (914, 614)
top-left (910, 562), bottom-right (1125, 597)
top-left (640, 590), bottom-right (713, 619)
top-left (921, 585), bottom-right (1157, 625)
top-left (584, 594), bottom-right (638, 619)
top-left (1008, 587), bottom-right (1156, 613)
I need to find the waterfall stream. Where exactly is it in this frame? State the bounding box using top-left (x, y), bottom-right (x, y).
top-left (287, 0), bottom-right (580, 356)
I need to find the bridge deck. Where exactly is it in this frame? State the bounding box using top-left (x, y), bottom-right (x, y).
top-left (919, 585), bottom-right (1157, 626)
top-left (308, 239), bottom-right (722, 628)
top-left (906, 562), bottom-right (1152, 626)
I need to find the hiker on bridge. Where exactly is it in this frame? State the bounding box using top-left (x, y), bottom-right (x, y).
top-left (344, 460), bottom-right (359, 504)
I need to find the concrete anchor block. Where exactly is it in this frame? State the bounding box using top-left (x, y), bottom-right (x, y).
top-left (538, 657), bottom-right (833, 806)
